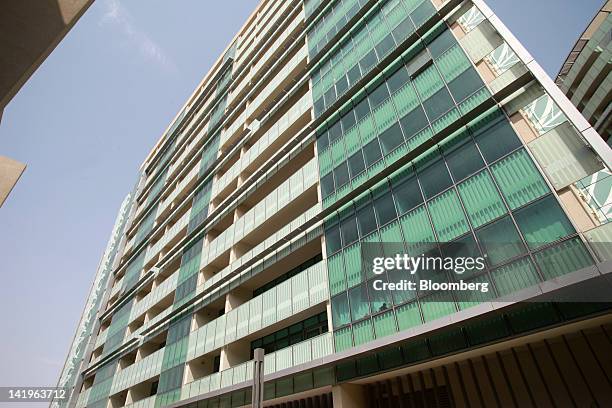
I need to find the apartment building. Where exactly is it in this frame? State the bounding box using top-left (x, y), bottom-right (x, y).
top-left (555, 0), bottom-right (612, 228)
top-left (55, 0), bottom-right (612, 407)
top-left (556, 0), bottom-right (611, 143)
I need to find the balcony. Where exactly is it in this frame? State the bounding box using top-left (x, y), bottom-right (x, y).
top-left (197, 203), bottom-right (322, 296)
top-left (200, 157), bottom-right (318, 271)
top-left (128, 271), bottom-right (179, 324)
top-left (109, 348), bottom-right (164, 395)
top-left (123, 394), bottom-right (155, 408)
top-left (181, 332), bottom-right (333, 401)
top-left (144, 209), bottom-right (191, 265)
top-left (214, 91), bottom-right (312, 199)
top-left (247, 44), bottom-right (308, 121)
top-left (187, 261), bottom-right (328, 362)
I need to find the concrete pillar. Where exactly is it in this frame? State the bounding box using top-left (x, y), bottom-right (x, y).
top-left (230, 242), bottom-right (251, 263)
top-left (332, 383), bottom-right (368, 408)
top-left (225, 289), bottom-right (250, 313)
top-left (219, 341), bottom-right (250, 371)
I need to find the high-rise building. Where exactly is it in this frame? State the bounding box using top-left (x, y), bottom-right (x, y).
top-left (556, 0), bottom-right (611, 143)
top-left (56, 0), bottom-right (612, 407)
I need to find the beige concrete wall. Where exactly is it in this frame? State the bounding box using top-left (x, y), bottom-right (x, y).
top-left (0, 155), bottom-right (26, 207)
top-left (0, 0), bottom-right (94, 111)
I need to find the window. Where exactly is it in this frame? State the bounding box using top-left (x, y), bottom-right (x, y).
top-left (476, 216), bottom-right (526, 266)
top-left (514, 195), bottom-right (574, 249)
top-left (347, 64), bottom-right (361, 86)
top-left (321, 173), bottom-right (335, 198)
top-left (387, 66), bottom-right (410, 93)
top-left (341, 216), bottom-right (359, 247)
top-left (348, 151), bottom-right (366, 179)
top-left (392, 16), bottom-right (415, 43)
top-left (341, 109), bottom-right (357, 131)
top-left (317, 131), bottom-right (329, 153)
top-left (324, 86), bottom-right (337, 107)
top-left (336, 75), bottom-right (349, 96)
top-left (349, 284), bottom-right (370, 321)
top-left (369, 82), bottom-right (391, 108)
top-left (379, 123), bottom-right (405, 154)
top-left (400, 106), bottom-right (429, 139)
top-left (422, 87), bottom-right (455, 121)
top-left (473, 115), bottom-right (522, 163)
top-left (328, 121), bottom-right (342, 144)
top-left (392, 175), bottom-right (423, 214)
top-left (332, 293), bottom-right (350, 327)
top-left (374, 192), bottom-right (398, 226)
top-left (416, 152), bottom-right (452, 199)
top-left (448, 68), bottom-right (483, 103)
top-left (360, 49), bottom-right (378, 73)
top-left (369, 277), bottom-right (393, 312)
top-left (355, 97), bottom-right (371, 120)
top-left (363, 139), bottom-right (383, 166)
top-left (357, 204), bottom-right (377, 237)
top-left (326, 224), bottom-right (341, 254)
top-left (410, 0), bottom-right (436, 28)
top-left (443, 132), bottom-right (485, 181)
top-left (334, 162), bottom-right (350, 188)
top-left (427, 29), bottom-right (456, 58)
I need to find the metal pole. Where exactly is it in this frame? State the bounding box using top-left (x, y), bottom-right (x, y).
top-left (252, 348), bottom-right (265, 408)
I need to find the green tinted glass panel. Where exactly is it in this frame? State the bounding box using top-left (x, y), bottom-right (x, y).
top-left (491, 257), bottom-right (539, 296)
top-left (428, 190), bottom-right (469, 241)
top-left (435, 44), bottom-right (471, 83)
top-left (353, 319), bottom-right (374, 346)
top-left (344, 243), bottom-right (363, 288)
top-left (334, 327), bottom-right (353, 352)
top-left (414, 65), bottom-right (444, 100)
top-left (328, 253), bottom-right (347, 296)
top-left (396, 301), bottom-right (422, 330)
top-left (421, 293), bottom-right (455, 322)
top-left (514, 195), bottom-right (574, 249)
top-left (399, 205), bottom-right (436, 254)
top-left (491, 149), bottom-right (549, 209)
top-left (458, 170), bottom-right (506, 227)
top-left (392, 82), bottom-right (420, 117)
top-left (534, 238), bottom-right (593, 280)
top-left (373, 311), bottom-right (398, 338)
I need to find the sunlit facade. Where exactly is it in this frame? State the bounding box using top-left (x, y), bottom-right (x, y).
top-left (56, 0), bottom-right (612, 407)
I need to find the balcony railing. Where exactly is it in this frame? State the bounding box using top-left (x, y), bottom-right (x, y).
top-left (181, 332), bottom-right (333, 401)
top-left (129, 271), bottom-right (179, 324)
top-left (247, 44), bottom-right (308, 120)
top-left (124, 394), bottom-right (156, 408)
top-left (74, 386), bottom-right (91, 408)
top-left (93, 328), bottom-right (108, 350)
top-left (197, 203), bottom-right (322, 295)
top-left (201, 157), bottom-right (318, 268)
top-left (144, 209), bottom-right (191, 265)
top-left (187, 261), bottom-right (328, 362)
top-left (109, 348), bottom-right (164, 395)
top-left (215, 91), bottom-right (312, 197)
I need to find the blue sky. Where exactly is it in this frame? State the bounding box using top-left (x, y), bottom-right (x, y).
top-left (0, 0), bottom-right (603, 396)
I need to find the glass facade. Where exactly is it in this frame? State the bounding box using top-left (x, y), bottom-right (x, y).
top-left (59, 0), bottom-right (612, 407)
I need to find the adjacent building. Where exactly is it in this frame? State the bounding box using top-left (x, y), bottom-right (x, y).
top-left (0, 0), bottom-right (94, 206)
top-left (556, 0), bottom-right (611, 142)
top-left (56, 0), bottom-right (612, 407)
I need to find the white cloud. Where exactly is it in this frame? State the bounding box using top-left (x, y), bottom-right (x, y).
top-left (99, 0), bottom-right (176, 72)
